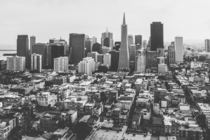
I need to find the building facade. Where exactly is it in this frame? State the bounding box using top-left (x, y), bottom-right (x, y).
top-left (205, 39), bottom-right (210, 52)
top-left (135, 35), bottom-right (142, 50)
top-left (54, 56), bottom-right (68, 72)
top-left (146, 51), bottom-right (159, 73)
top-left (136, 48), bottom-right (146, 73)
top-left (101, 30), bottom-right (113, 48)
top-left (31, 43), bottom-right (47, 68)
top-left (78, 57), bottom-right (95, 75)
top-left (103, 53), bottom-right (111, 68)
top-left (118, 13), bottom-right (130, 71)
top-left (175, 37), bottom-right (183, 63)
top-left (31, 53), bottom-right (42, 72)
top-left (168, 45), bottom-right (175, 65)
top-left (69, 34), bottom-right (85, 64)
top-left (17, 35), bottom-right (29, 69)
top-left (7, 56), bottom-right (26, 71)
top-left (109, 50), bottom-right (119, 71)
top-left (150, 22), bottom-right (164, 51)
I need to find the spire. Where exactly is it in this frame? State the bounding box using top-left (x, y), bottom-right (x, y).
top-left (123, 13), bottom-right (126, 24)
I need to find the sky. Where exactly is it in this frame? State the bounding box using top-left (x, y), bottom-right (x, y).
top-left (0, 0), bottom-right (210, 49)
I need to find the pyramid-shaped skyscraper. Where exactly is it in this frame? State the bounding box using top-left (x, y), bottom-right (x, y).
top-left (118, 13), bottom-right (130, 71)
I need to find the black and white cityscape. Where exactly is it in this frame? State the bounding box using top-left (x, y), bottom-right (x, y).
top-left (0, 0), bottom-right (210, 140)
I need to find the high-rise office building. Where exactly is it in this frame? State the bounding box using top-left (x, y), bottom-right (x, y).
top-left (87, 52), bottom-right (98, 62)
top-left (118, 13), bottom-right (130, 71)
top-left (136, 48), bottom-right (146, 73)
top-left (92, 43), bottom-right (102, 54)
top-left (31, 53), bottom-right (42, 72)
top-left (128, 35), bottom-right (134, 48)
top-left (168, 45), bottom-right (175, 65)
top-left (17, 35), bottom-right (29, 69)
top-left (101, 30), bottom-right (114, 48)
top-left (115, 42), bottom-right (121, 51)
top-left (97, 54), bottom-right (103, 63)
top-left (150, 22), bottom-right (164, 51)
top-left (130, 44), bottom-right (136, 62)
top-left (7, 56), bottom-right (25, 71)
top-left (78, 57), bottom-right (95, 75)
top-left (85, 37), bottom-right (91, 56)
top-left (130, 44), bottom-right (136, 71)
top-left (109, 50), bottom-right (119, 71)
top-left (69, 34), bottom-right (85, 64)
top-left (175, 37), bottom-right (183, 63)
top-left (32, 43), bottom-right (47, 68)
top-left (146, 51), bottom-right (159, 73)
top-left (103, 53), bottom-right (111, 68)
top-left (30, 36), bottom-right (36, 54)
top-left (54, 56), bottom-right (68, 72)
top-left (205, 39), bottom-right (210, 52)
top-left (135, 35), bottom-right (142, 50)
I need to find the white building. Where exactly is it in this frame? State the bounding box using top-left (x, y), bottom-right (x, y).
top-left (54, 56), bottom-right (68, 72)
top-left (6, 56), bottom-right (25, 71)
top-left (158, 63), bottom-right (168, 73)
top-left (205, 39), bottom-right (210, 52)
top-left (103, 53), bottom-right (111, 68)
top-left (136, 48), bottom-right (146, 72)
top-left (36, 92), bottom-right (57, 107)
top-left (31, 53), bottom-right (42, 72)
top-left (78, 57), bottom-right (95, 75)
top-left (175, 37), bottom-right (183, 63)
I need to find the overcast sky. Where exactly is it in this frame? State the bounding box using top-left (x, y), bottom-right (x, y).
top-left (0, 0), bottom-right (209, 47)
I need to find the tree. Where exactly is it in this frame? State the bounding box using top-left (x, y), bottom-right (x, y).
top-left (74, 122), bottom-right (91, 139)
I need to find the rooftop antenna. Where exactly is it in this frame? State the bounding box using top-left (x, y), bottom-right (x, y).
top-left (106, 27), bottom-right (108, 37)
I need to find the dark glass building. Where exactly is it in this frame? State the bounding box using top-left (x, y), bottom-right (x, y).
top-left (150, 22), bottom-right (164, 51)
top-left (109, 50), bottom-right (119, 71)
top-left (135, 35), bottom-right (142, 50)
top-left (17, 35), bottom-right (29, 69)
top-left (69, 34), bottom-right (85, 64)
top-left (103, 38), bottom-right (110, 47)
top-left (115, 42), bottom-right (121, 51)
top-left (85, 38), bottom-right (91, 56)
top-left (92, 43), bottom-right (102, 54)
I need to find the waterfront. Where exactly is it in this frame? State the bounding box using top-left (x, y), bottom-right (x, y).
top-left (0, 50), bottom-right (16, 60)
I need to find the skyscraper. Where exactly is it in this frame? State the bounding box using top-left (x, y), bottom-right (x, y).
top-left (32, 43), bottom-right (47, 68)
top-left (135, 35), bottom-right (142, 50)
top-left (118, 13), bottom-right (130, 71)
top-left (130, 44), bottom-right (136, 71)
top-left (31, 53), bottom-right (42, 72)
top-left (150, 22), bottom-right (164, 51)
top-left (205, 39), bottom-right (210, 52)
top-left (85, 37), bottom-right (91, 56)
top-left (87, 52), bottom-right (98, 62)
top-left (136, 48), bottom-right (146, 73)
top-left (7, 56), bottom-right (25, 71)
top-left (168, 45), bottom-right (175, 65)
top-left (101, 30), bottom-right (114, 48)
top-left (175, 37), bottom-right (183, 63)
top-left (109, 50), bottom-right (119, 71)
top-left (128, 35), bottom-right (134, 48)
top-left (30, 36), bottom-right (36, 54)
top-left (92, 43), bottom-right (102, 54)
top-left (17, 35), bottom-right (29, 69)
top-left (69, 33), bottom-right (85, 64)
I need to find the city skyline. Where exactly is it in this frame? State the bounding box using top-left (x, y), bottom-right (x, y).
top-left (0, 0), bottom-right (209, 48)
